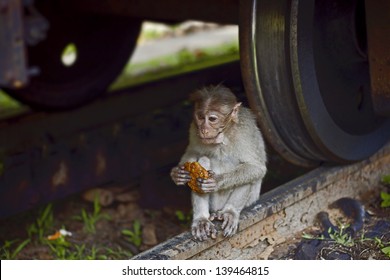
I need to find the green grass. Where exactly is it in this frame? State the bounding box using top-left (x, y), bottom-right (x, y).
top-left (0, 198), bottom-right (132, 259)
top-left (73, 194), bottom-right (111, 234)
top-left (122, 220), bottom-right (143, 248)
top-left (382, 174), bottom-right (390, 185)
top-left (302, 221), bottom-right (390, 259)
top-left (27, 204), bottom-right (54, 243)
top-left (327, 222), bottom-right (354, 247)
top-left (380, 192), bottom-right (390, 208)
top-left (302, 221), bottom-right (354, 246)
top-left (175, 210), bottom-right (192, 226)
top-left (0, 239), bottom-right (31, 260)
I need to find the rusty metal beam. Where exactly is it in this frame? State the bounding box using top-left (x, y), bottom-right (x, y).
top-left (0, 61), bottom-right (242, 218)
top-left (0, 0), bottom-right (28, 88)
top-left (62, 0), bottom-right (239, 24)
top-left (365, 0), bottom-right (390, 116)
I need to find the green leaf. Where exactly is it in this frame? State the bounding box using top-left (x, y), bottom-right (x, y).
top-left (93, 194), bottom-right (101, 216)
top-left (381, 246), bottom-right (390, 257)
top-left (11, 239), bottom-right (30, 259)
top-left (40, 204), bottom-right (53, 222)
top-left (381, 191), bottom-right (390, 200)
top-left (381, 175), bottom-right (390, 185)
top-left (302, 233), bottom-right (315, 239)
top-left (121, 229), bottom-right (135, 237)
top-left (380, 192), bottom-right (390, 208)
top-left (133, 220), bottom-right (141, 234)
top-left (175, 210), bottom-right (185, 221)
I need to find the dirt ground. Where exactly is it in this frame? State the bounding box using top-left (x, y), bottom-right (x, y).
top-left (0, 146), bottom-right (309, 260)
top-left (0, 182), bottom-right (190, 259)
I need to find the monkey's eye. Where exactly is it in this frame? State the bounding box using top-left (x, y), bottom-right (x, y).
top-left (208, 116), bottom-right (218, 122)
top-left (197, 114), bottom-right (205, 120)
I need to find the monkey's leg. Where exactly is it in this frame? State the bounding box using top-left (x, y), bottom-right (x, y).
top-left (210, 185), bottom-right (252, 237)
top-left (246, 180), bottom-right (262, 207)
top-left (191, 192), bottom-right (217, 241)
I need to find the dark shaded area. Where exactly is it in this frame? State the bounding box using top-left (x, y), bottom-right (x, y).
top-left (293, 197), bottom-right (390, 260)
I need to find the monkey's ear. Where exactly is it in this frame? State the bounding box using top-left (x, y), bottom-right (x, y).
top-left (231, 102), bottom-right (242, 123)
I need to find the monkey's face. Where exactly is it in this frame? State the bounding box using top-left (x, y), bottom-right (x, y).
top-left (194, 110), bottom-right (227, 144)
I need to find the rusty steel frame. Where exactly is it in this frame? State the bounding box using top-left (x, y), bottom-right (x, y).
top-left (0, 61), bottom-right (243, 218)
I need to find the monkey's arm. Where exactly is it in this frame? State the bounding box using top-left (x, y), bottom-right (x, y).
top-left (217, 162), bottom-right (266, 190)
top-left (198, 162), bottom-right (265, 192)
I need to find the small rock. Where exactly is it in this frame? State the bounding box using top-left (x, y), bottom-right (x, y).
top-left (117, 203), bottom-right (144, 222)
top-left (82, 188), bottom-right (114, 207)
top-left (142, 224), bottom-right (158, 246)
top-left (115, 190), bottom-right (140, 203)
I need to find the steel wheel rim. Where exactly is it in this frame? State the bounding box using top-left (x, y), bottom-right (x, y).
top-left (240, 0), bottom-right (390, 166)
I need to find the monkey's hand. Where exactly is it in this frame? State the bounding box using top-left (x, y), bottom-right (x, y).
top-left (170, 166), bottom-right (191, 186)
top-left (197, 171), bottom-right (218, 193)
top-left (191, 217), bottom-right (217, 241)
top-left (210, 209), bottom-right (239, 237)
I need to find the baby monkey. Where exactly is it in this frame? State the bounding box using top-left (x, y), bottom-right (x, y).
top-left (171, 85), bottom-right (267, 241)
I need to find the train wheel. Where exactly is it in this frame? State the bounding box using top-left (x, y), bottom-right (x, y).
top-left (4, 5), bottom-right (141, 110)
top-left (240, 0), bottom-right (390, 167)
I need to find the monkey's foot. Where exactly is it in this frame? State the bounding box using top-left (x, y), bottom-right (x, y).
top-left (210, 210), bottom-right (239, 237)
top-left (191, 218), bottom-right (217, 241)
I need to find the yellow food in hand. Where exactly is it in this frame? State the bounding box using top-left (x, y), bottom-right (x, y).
top-left (183, 162), bottom-right (210, 193)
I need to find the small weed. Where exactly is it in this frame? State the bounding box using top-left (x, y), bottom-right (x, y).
top-left (370, 236), bottom-right (390, 258)
top-left (74, 195), bottom-right (110, 233)
top-left (381, 174), bottom-right (390, 185)
top-left (27, 204), bottom-right (54, 242)
top-left (380, 192), bottom-right (390, 208)
top-left (0, 239), bottom-right (30, 259)
top-left (301, 221), bottom-right (354, 247)
top-left (327, 222), bottom-right (354, 247)
top-left (73, 244), bottom-right (105, 260)
top-left (302, 227), bottom-right (390, 259)
top-left (302, 232), bottom-right (325, 240)
top-left (175, 210), bottom-right (192, 226)
top-left (105, 247), bottom-right (133, 259)
top-left (122, 220), bottom-right (142, 248)
top-left (46, 235), bottom-right (71, 259)
top-left (382, 246), bottom-right (390, 258)
top-left (46, 231), bottom-right (106, 260)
